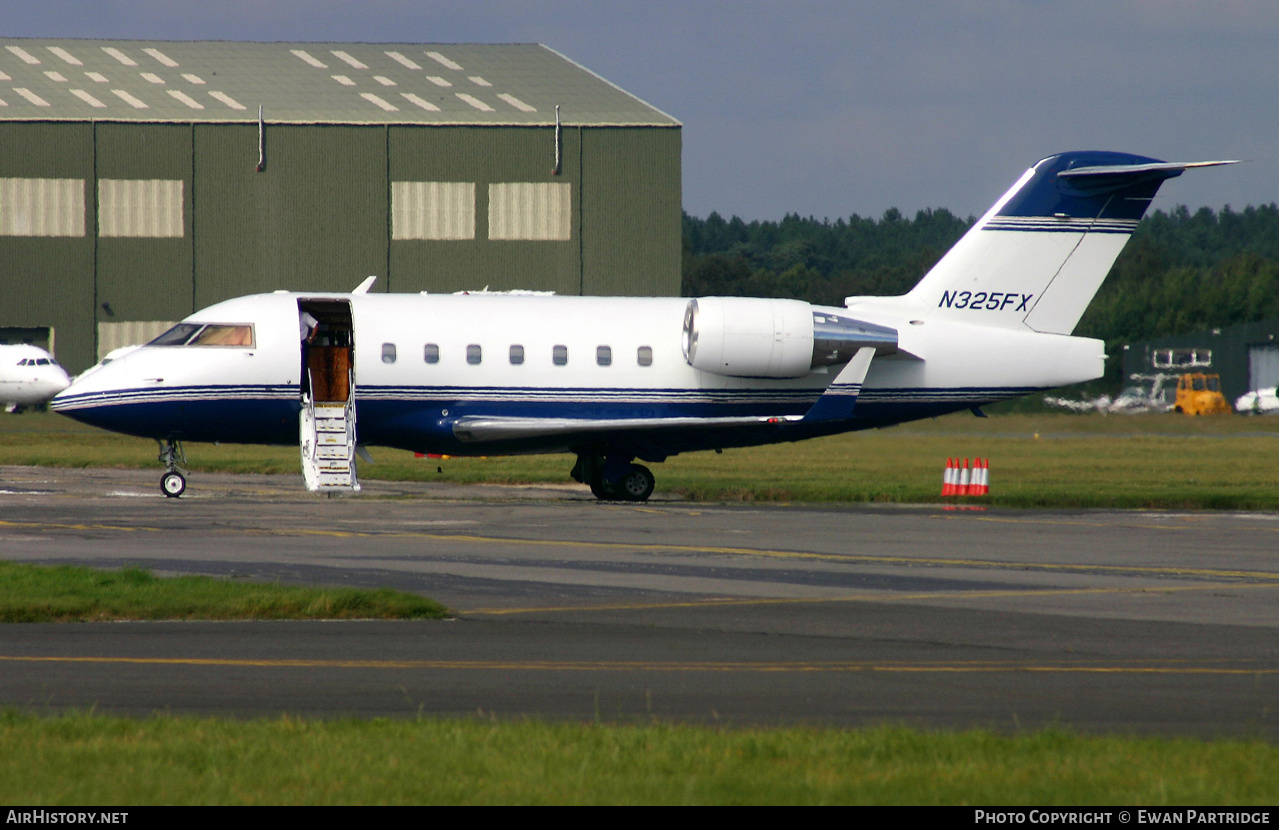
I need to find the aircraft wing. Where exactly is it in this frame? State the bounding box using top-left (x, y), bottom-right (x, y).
top-left (452, 348), bottom-right (879, 443)
top-left (451, 413), bottom-right (803, 442)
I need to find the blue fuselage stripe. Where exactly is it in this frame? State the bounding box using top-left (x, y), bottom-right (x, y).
top-left (53, 383), bottom-right (1039, 455)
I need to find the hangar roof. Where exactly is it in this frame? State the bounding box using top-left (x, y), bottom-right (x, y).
top-left (0, 40), bottom-right (679, 127)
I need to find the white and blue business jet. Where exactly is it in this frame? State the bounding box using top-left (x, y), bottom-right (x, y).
top-left (53, 151), bottom-right (1233, 499)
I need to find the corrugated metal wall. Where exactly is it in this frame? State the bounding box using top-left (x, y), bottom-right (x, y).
top-left (94, 123), bottom-right (193, 330)
top-left (194, 124), bottom-right (389, 304)
top-left (0, 121), bottom-right (680, 371)
top-left (0, 123), bottom-right (96, 371)
top-left (387, 125), bottom-right (583, 294)
top-left (581, 127), bottom-right (682, 296)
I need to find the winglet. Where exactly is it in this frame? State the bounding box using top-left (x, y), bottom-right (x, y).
top-left (801, 347), bottom-right (876, 422)
top-left (352, 275), bottom-right (378, 294)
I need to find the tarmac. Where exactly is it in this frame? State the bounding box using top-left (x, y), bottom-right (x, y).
top-left (2, 464), bottom-right (1278, 733)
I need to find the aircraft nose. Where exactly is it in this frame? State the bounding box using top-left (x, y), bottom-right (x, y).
top-left (50, 381), bottom-right (75, 408)
top-left (50, 356), bottom-right (138, 426)
top-left (51, 370), bottom-right (95, 410)
top-left (50, 368), bottom-right (71, 394)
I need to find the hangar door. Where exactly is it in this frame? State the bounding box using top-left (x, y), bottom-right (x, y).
top-left (1248, 344), bottom-right (1279, 392)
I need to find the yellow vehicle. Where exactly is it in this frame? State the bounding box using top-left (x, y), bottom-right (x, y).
top-left (1174, 372), bottom-right (1232, 415)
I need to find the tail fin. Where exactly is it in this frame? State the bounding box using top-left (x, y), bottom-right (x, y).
top-left (905, 152), bottom-right (1236, 334)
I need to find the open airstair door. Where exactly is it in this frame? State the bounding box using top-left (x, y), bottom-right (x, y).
top-left (298, 299), bottom-right (359, 493)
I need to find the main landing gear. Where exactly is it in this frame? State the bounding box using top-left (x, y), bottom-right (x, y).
top-left (158, 439), bottom-right (187, 498)
top-left (571, 454), bottom-right (656, 502)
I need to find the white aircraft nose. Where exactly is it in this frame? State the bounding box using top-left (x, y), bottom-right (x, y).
top-left (50, 370), bottom-right (83, 407)
top-left (46, 370), bottom-right (72, 396)
top-left (51, 354), bottom-right (133, 413)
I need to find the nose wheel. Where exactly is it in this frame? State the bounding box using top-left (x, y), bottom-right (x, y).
top-left (161, 471), bottom-right (186, 498)
top-left (157, 439), bottom-right (188, 498)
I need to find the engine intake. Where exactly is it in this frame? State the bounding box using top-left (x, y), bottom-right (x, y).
top-left (682, 297), bottom-right (897, 379)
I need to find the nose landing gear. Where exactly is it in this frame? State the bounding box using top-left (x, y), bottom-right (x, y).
top-left (158, 439), bottom-right (188, 498)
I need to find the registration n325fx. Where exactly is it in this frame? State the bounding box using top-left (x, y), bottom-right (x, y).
top-left (53, 151), bottom-right (1233, 499)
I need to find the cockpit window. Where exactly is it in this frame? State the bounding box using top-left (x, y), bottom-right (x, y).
top-left (149, 324), bottom-right (202, 346)
top-left (148, 323), bottom-right (255, 348)
top-left (191, 325), bottom-right (253, 347)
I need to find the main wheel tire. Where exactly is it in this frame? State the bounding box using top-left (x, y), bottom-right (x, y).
top-left (617, 464), bottom-right (655, 502)
top-left (161, 471), bottom-right (186, 498)
top-left (589, 476), bottom-right (617, 500)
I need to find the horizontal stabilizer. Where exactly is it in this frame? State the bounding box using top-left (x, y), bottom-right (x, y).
top-left (1057, 159), bottom-right (1238, 180)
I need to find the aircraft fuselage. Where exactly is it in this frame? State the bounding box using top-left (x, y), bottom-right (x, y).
top-left (53, 291), bottom-right (1101, 460)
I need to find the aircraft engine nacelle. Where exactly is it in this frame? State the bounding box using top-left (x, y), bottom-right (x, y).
top-left (682, 297), bottom-right (897, 379)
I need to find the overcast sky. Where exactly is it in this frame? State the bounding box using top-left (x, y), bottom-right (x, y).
top-left (2, 1), bottom-right (1275, 221)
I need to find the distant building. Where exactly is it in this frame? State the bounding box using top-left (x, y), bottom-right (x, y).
top-left (1123, 319), bottom-right (1279, 402)
top-left (0, 39), bottom-right (682, 370)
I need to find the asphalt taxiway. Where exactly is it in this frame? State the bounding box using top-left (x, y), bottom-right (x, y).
top-left (2, 465), bottom-right (1278, 734)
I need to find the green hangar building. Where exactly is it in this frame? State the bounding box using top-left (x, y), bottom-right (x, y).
top-left (0, 39), bottom-right (682, 372)
top-left (1123, 319), bottom-right (1279, 405)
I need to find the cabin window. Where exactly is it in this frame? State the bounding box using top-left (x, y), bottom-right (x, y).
top-left (382, 343), bottom-right (397, 364)
top-left (596, 345), bottom-right (611, 366)
top-left (148, 323), bottom-right (254, 348)
top-left (467, 344), bottom-right (482, 365)
top-left (424, 343), bottom-right (439, 363)
top-left (637, 346), bottom-right (653, 366)
top-left (552, 345), bottom-right (568, 366)
top-left (510, 345), bottom-right (524, 365)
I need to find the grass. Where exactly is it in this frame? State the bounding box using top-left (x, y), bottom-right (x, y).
top-left (0, 561), bottom-right (448, 622)
top-left (3, 410), bottom-right (1279, 508)
top-left (3, 412), bottom-right (1277, 803)
top-left (0, 713), bottom-right (1275, 805)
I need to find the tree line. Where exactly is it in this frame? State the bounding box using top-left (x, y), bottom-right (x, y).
top-left (682, 204), bottom-right (1279, 388)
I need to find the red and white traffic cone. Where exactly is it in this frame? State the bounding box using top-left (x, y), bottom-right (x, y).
top-left (958, 458), bottom-right (971, 496)
top-left (941, 458), bottom-right (954, 496)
